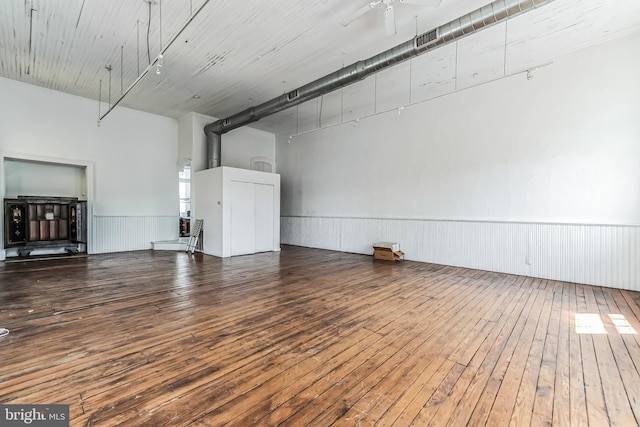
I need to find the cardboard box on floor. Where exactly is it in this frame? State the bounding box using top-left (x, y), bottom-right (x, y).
top-left (373, 242), bottom-right (404, 261)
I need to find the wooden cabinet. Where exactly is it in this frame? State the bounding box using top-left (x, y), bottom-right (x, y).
top-left (4, 196), bottom-right (87, 255)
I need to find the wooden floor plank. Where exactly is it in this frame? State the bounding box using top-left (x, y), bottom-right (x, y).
top-left (530, 282), bottom-right (563, 427)
top-left (552, 281), bottom-right (572, 427)
top-left (575, 284), bottom-right (610, 426)
top-left (188, 264), bottom-right (462, 425)
top-left (86, 278), bottom-right (425, 425)
top-left (329, 272), bottom-right (515, 426)
top-left (408, 276), bottom-right (527, 426)
top-left (282, 270), bottom-right (498, 426)
top-left (161, 284), bottom-right (432, 426)
top-left (567, 282), bottom-right (588, 427)
top-left (410, 362), bottom-right (467, 425)
top-left (440, 280), bottom-right (535, 427)
top-left (470, 280), bottom-right (548, 425)
top-left (1, 246), bottom-right (639, 427)
top-left (484, 279), bottom-right (552, 427)
top-left (594, 287), bottom-right (640, 426)
top-left (583, 284), bottom-right (637, 426)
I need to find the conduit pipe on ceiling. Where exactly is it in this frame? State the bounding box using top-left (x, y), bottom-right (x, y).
top-left (99, 0), bottom-right (212, 123)
top-left (204, 0), bottom-right (554, 168)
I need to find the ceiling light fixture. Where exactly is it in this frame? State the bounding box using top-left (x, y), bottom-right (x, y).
top-left (105, 65), bottom-right (113, 106)
top-left (526, 67), bottom-right (537, 80)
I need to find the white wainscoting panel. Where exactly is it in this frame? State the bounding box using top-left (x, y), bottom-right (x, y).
top-left (92, 216), bottom-right (178, 254)
top-left (281, 216), bottom-right (640, 291)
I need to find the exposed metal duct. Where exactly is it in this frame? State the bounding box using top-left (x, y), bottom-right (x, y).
top-left (205, 0), bottom-right (554, 167)
top-left (206, 132), bottom-right (221, 169)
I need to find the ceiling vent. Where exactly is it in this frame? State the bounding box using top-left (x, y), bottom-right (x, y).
top-left (415, 29), bottom-right (439, 50)
top-left (287, 89), bottom-right (299, 101)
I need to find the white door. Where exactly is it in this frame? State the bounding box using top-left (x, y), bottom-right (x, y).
top-left (254, 184), bottom-right (274, 253)
top-left (230, 181), bottom-right (256, 256)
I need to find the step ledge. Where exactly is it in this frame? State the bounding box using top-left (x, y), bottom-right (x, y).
top-left (152, 239), bottom-right (188, 251)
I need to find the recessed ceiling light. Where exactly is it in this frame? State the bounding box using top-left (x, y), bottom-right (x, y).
top-left (192, 95), bottom-right (201, 99)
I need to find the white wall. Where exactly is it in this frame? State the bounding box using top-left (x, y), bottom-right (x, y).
top-left (177, 114), bottom-right (194, 171)
top-left (277, 32), bottom-right (640, 290)
top-left (179, 112), bottom-right (276, 173)
top-left (0, 77), bottom-right (179, 256)
top-left (223, 126), bottom-right (276, 172)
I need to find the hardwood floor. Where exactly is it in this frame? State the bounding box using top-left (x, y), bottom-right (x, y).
top-left (1, 246), bottom-right (639, 426)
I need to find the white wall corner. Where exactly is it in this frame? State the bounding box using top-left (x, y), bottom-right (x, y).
top-left (177, 113), bottom-right (195, 168)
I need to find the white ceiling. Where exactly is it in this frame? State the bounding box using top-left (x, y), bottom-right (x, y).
top-left (1, 0), bottom-right (639, 134)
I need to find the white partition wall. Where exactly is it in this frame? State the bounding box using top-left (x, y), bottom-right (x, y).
top-left (193, 166), bottom-right (280, 258)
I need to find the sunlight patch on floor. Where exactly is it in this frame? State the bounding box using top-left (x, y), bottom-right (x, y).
top-left (575, 313), bottom-right (637, 335)
top-left (608, 314), bottom-right (637, 334)
top-left (575, 313), bottom-right (606, 334)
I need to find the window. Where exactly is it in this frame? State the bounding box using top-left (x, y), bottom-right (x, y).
top-left (179, 166), bottom-right (191, 218)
